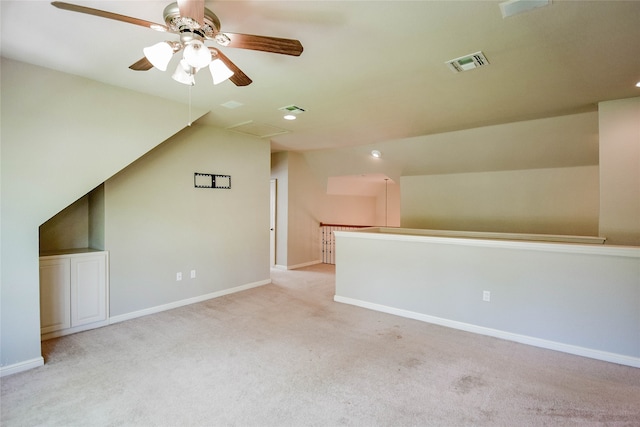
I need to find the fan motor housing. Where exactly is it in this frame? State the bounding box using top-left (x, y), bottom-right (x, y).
top-left (163, 2), bottom-right (221, 39)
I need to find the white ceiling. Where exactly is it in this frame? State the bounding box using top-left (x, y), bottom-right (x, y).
top-left (2, 0), bottom-right (639, 157)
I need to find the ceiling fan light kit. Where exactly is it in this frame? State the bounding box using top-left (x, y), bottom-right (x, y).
top-left (183, 40), bottom-right (212, 69)
top-left (172, 59), bottom-right (196, 86)
top-left (209, 59), bottom-right (234, 85)
top-left (143, 41), bottom-right (175, 71)
top-left (50, 0), bottom-right (303, 87)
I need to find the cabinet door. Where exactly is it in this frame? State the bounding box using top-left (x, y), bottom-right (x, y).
top-left (70, 254), bottom-right (107, 327)
top-left (40, 258), bottom-right (71, 334)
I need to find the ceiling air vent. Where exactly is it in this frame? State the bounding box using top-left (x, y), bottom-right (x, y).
top-left (278, 105), bottom-right (306, 115)
top-left (499, 0), bottom-right (551, 19)
top-left (446, 51), bottom-right (490, 73)
top-left (220, 100), bottom-right (244, 109)
top-left (227, 121), bottom-right (289, 138)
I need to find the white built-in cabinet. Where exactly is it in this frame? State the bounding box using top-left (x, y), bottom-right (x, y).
top-left (39, 250), bottom-right (109, 340)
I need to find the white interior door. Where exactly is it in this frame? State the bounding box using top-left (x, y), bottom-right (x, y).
top-left (270, 179), bottom-right (277, 266)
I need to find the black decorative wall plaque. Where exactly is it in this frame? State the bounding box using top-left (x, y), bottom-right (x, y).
top-left (194, 173), bottom-right (231, 189)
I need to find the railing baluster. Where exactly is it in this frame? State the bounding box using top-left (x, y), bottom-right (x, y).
top-left (319, 223), bottom-right (372, 265)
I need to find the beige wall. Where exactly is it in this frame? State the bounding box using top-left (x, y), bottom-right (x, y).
top-left (105, 124), bottom-right (271, 316)
top-left (271, 152), bottom-right (290, 267)
top-left (373, 181), bottom-right (401, 227)
top-left (88, 184), bottom-right (105, 250)
top-left (2, 55), bottom-right (637, 374)
top-left (401, 166), bottom-right (600, 236)
top-left (272, 152), bottom-right (384, 268)
top-left (39, 185), bottom-right (105, 253)
top-left (301, 112), bottom-right (598, 235)
top-left (335, 230), bottom-right (640, 365)
top-left (279, 112), bottom-right (607, 268)
top-left (39, 195), bottom-right (90, 252)
top-left (302, 112), bottom-right (598, 183)
top-left (599, 97), bottom-right (640, 245)
top-left (1, 58), bottom-right (205, 373)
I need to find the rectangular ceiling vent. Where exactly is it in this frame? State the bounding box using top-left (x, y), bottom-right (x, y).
top-left (446, 51), bottom-right (490, 73)
top-left (227, 121), bottom-right (289, 138)
top-left (500, 0), bottom-right (551, 19)
top-left (278, 105), bottom-right (306, 115)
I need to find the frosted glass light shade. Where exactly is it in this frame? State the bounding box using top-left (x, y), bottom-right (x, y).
top-left (209, 59), bottom-right (234, 85)
top-left (172, 60), bottom-right (195, 85)
top-left (183, 40), bottom-right (211, 69)
top-left (143, 42), bottom-right (174, 71)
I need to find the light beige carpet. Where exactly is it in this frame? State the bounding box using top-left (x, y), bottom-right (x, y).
top-left (2, 263), bottom-right (639, 426)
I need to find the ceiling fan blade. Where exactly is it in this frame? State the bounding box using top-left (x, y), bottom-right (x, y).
top-left (222, 33), bottom-right (304, 56)
top-left (51, 1), bottom-right (171, 32)
top-left (210, 48), bottom-right (253, 87)
top-left (129, 57), bottom-right (154, 71)
top-left (177, 0), bottom-right (204, 25)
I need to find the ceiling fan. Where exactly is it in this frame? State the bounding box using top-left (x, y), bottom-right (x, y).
top-left (51, 0), bottom-right (304, 87)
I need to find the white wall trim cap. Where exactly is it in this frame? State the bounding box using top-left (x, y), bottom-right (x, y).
top-left (334, 228), bottom-right (640, 258)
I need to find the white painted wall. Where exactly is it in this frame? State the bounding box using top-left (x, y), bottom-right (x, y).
top-left (0, 59), bottom-right (206, 374)
top-left (599, 97), bottom-right (640, 246)
top-left (105, 124), bottom-right (271, 317)
top-left (401, 166), bottom-right (600, 236)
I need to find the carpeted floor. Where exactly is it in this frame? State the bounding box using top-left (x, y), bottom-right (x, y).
top-left (2, 263), bottom-right (639, 426)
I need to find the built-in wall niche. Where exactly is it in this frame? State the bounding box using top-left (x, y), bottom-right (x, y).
top-left (39, 184), bottom-right (105, 254)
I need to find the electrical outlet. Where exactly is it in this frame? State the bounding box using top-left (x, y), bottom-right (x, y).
top-left (190, 270), bottom-right (196, 279)
top-left (176, 272), bottom-right (182, 281)
top-left (483, 290), bottom-right (491, 302)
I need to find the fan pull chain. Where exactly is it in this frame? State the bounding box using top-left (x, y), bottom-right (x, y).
top-left (188, 84), bottom-right (192, 126)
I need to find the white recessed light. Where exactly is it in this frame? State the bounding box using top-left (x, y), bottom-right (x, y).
top-left (636, 81), bottom-right (640, 88)
top-left (283, 115), bottom-right (297, 120)
top-left (371, 150), bottom-right (382, 158)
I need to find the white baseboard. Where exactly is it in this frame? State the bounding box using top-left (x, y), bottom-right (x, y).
top-left (286, 260), bottom-right (323, 270)
top-left (272, 260), bottom-right (323, 270)
top-left (334, 295), bottom-right (640, 368)
top-left (0, 356), bottom-right (44, 378)
top-left (41, 319), bottom-right (111, 341)
top-left (110, 279), bottom-right (271, 325)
